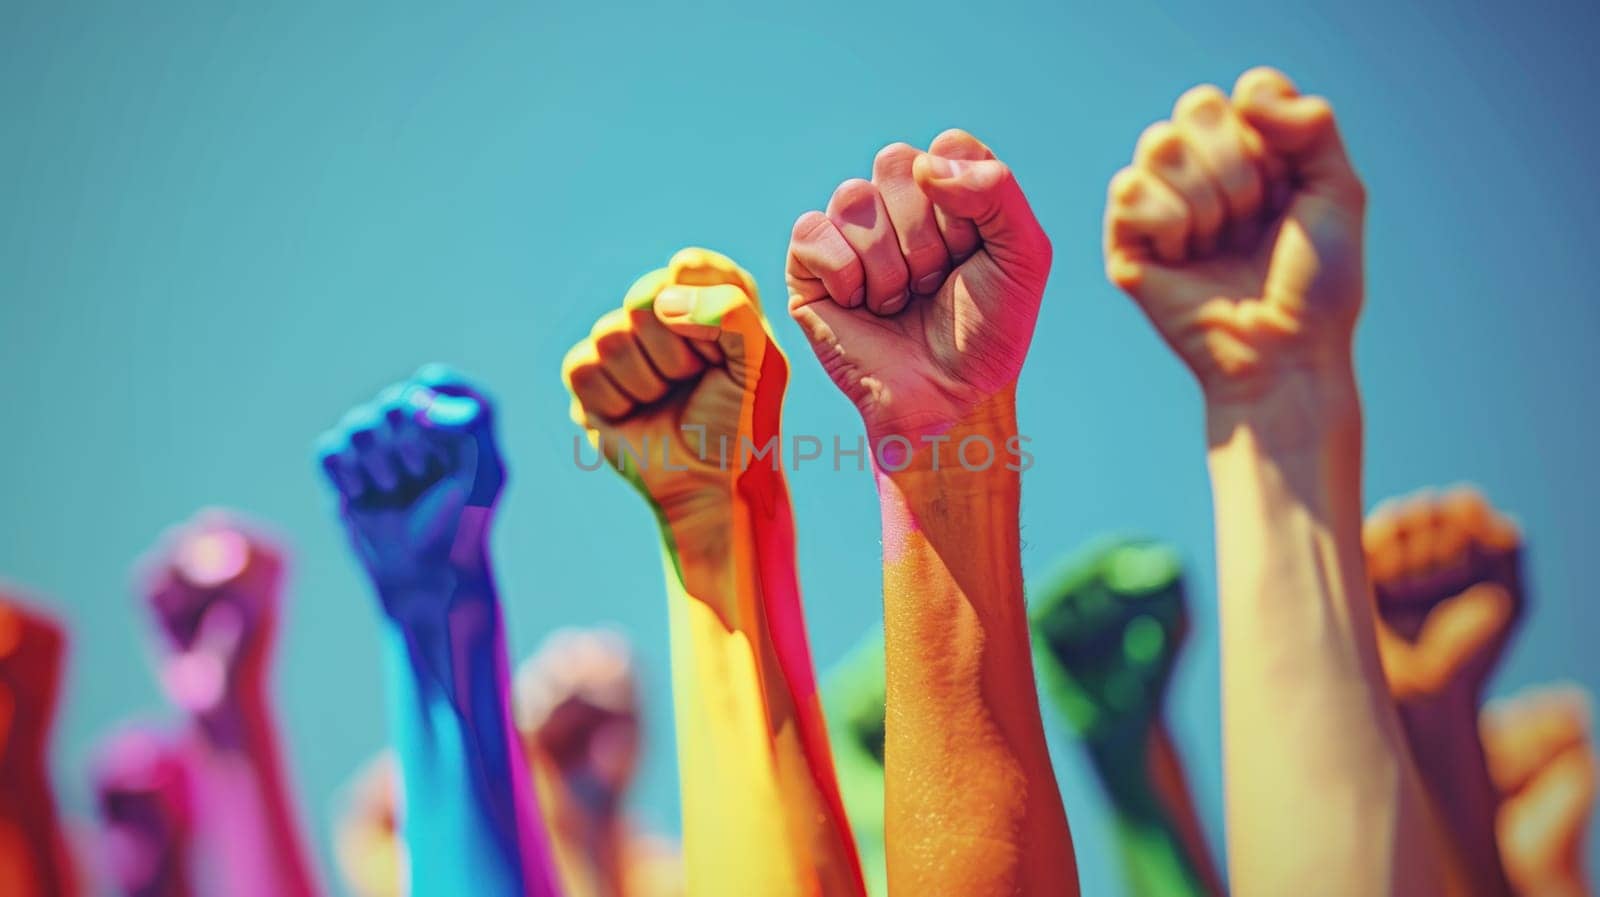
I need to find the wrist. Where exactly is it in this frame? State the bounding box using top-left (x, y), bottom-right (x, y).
top-left (377, 555), bottom-right (494, 628)
top-left (872, 386), bottom-right (1024, 484)
top-left (193, 677), bottom-right (269, 747)
top-left (1205, 360), bottom-right (1359, 449)
top-left (656, 489), bottom-right (736, 560)
top-left (1087, 733), bottom-right (1164, 810)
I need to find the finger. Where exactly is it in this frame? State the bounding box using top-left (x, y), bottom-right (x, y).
top-left (1233, 67), bottom-right (1365, 210)
top-left (1395, 493), bottom-right (1441, 582)
top-left (925, 128), bottom-right (991, 261)
top-left (411, 389), bottom-right (485, 433)
top-left (342, 405), bottom-right (399, 493)
top-left (913, 149), bottom-right (1050, 272)
top-left (827, 178), bottom-right (910, 315)
top-left (1105, 166), bottom-right (1190, 265)
top-left (562, 341), bottom-right (633, 421)
top-left (379, 390), bottom-right (432, 479)
top-left (667, 247), bottom-right (761, 301)
top-left (410, 363), bottom-right (489, 405)
top-left (1364, 500), bottom-right (1407, 586)
top-left (655, 282), bottom-right (775, 372)
top-left (315, 431), bottom-right (367, 499)
top-left (786, 211), bottom-right (865, 310)
top-left (590, 308), bottom-right (669, 403)
top-left (623, 268), bottom-right (705, 381)
top-left (1134, 120), bottom-right (1227, 255)
top-left (1173, 85), bottom-right (1266, 234)
top-left (666, 247), bottom-right (759, 365)
top-left (1427, 490), bottom-right (1474, 575)
top-left (872, 142), bottom-right (949, 296)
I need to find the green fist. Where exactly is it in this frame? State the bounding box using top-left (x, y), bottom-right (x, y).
top-left (1030, 537), bottom-right (1188, 754)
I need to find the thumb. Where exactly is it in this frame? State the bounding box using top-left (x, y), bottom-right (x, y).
top-left (913, 153), bottom-right (1050, 269)
top-left (654, 282), bottom-right (771, 369)
top-left (1233, 67), bottom-right (1365, 211)
top-left (1411, 583), bottom-right (1514, 692)
top-left (659, 246), bottom-right (775, 364)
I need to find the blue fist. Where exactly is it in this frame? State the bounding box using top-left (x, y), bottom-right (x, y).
top-left (316, 365), bottom-right (506, 603)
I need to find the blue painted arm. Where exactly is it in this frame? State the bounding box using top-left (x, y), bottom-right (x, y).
top-left (317, 366), bottom-right (561, 897)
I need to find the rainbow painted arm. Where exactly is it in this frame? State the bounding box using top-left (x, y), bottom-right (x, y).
top-left (564, 250), bottom-right (861, 897)
top-left (874, 391), bottom-right (1078, 897)
top-left (1030, 539), bottom-right (1223, 897)
top-left (318, 367), bottom-right (561, 897)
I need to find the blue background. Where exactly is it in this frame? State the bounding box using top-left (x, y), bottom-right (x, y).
top-left (3, 1), bottom-right (1596, 893)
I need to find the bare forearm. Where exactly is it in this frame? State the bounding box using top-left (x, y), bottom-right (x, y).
top-left (876, 395), bottom-right (1076, 897)
top-left (1207, 370), bottom-right (1448, 895)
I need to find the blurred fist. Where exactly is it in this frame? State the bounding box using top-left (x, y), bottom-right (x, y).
top-left (93, 726), bottom-right (192, 897)
top-left (0, 595), bottom-right (65, 764)
top-left (1367, 487), bottom-right (1522, 702)
top-left (317, 366), bottom-right (505, 607)
top-left (564, 248), bottom-right (784, 523)
top-left (1482, 686), bottom-right (1596, 897)
top-left (786, 130), bottom-right (1051, 439)
top-left (137, 512), bottom-right (284, 715)
top-left (514, 628), bottom-right (641, 814)
top-left (1104, 68), bottom-right (1365, 399)
top-left (1030, 539), bottom-right (1188, 751)
top-left (333, 752), bottom-right (403, 897)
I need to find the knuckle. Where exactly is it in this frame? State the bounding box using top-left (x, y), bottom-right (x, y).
top-left (1176, 83), bottom-right (1227, 116)
top-left (829, 177), bottom-right (879, 210)
top-left (872, 142), bottom-right (918, 172)
top-left (1108, 167), bottom-right (1143, 203)
top-left (790, 210), bottom-right (831, 242)
top-left (1135, 121), bottom-right (1184, 165)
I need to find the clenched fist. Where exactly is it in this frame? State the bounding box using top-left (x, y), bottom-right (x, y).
top-left (1104, 68), bottom-right (1365, 402)
top-left (1031, 539), bottom-right (1189, 750)
top-left (94, 727), bottom-right (192, 897)
top-left (564, 248), bottom-right (784, 529)
top-left (786, 129), bottom-right (1051, 440)
top-left (1482, 686), bottom-right (1597, 897)
top-left (514, 628), bottom-right (641, 815)
top-left (137, 511), bottom-right (285, 715)
top-left (317, 366), bottom-right (505, 611)
top-left (1367, 487), bottom-right (1523, 702)
top-left (1368, 486), bottom-right (1525, 897)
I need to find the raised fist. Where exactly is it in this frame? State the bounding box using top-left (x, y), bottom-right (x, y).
top-left (1366, 486), bottom-right (1523, 701)
top-left (1104, 68), bottom-right (1366, 399)
top-left (564, 248), bottom-right (784, 524)
top-left (317, 365), bottom-right (505, 607)
top-left (513, 628), bottom-right (641, 814)
top-left (512, 629), bottom-right (636, 812)
top-left (786, 130), bottom-right (1051, 440)
top-left (136, 512), bottom-right (284, 715)
top-left (93, 726), bottom-right (192, 897)
top-left (1481, 686), bottom-right (1596, 897)
top-left (1030, 539), bottom-right (1189, 751)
